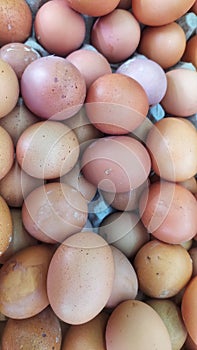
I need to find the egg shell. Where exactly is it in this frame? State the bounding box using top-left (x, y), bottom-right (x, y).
top-left (181, 276), bottom-right (197, 345)
top-left (61, 311), bottom-right (109, 350)
top-left (105, 299), bottom-right (172, 350)
top-left (0, 195), bottom-right (13, 256)
top-left (0, 42), bottom-right (40, 79)
top-left (0, 125), bottom-right (14, 180)
top-left (0, 59), bottom-right (19, 119)
top-left (161, 69), bottom-right (197, 116)
top-left (85, 73), bottom-right (149, 135)
top-left (47, 231), bottom-right (114, 324)
top-left (0, 244), bottom-right (55, 319)
top-left (1, 306), bottom-right (62, 350)
top-left (132, 0), bottom-right (196, 26)
top-left (16, 120), bottom-right (80, 179)
top-left (116, 57), bottom-right (167, 106)
top-left (146, 299), bottom-right (187, 350)
top-left (0, 0), bottom-right (32, 46)
top-left (21, 56), bottom-right (86, 120)
top-left (22, 182), bottom-right (88, 244)
top-left (91, 9), bottom-right (141, 63)
top-left (66, 0), bottom-right (120, 16)
top-left (81, 135), bottom-right (151, 193)
top-left (189, 247), bottom-right (197, 276)
top-left (146, 117), bottom-right (197, 182)
top-left (182, 35), bottom-right (197, 68)
top-left (106, 246), bottom-right (138, 308)
top-left (138, 22), bottom-right (186, 69)
top-left (178, 176), bottom-right (197, 194)
top-left (134, 239), bottom-right (193, 298)
top-left (66, 48), bottom-right (112, 89)
top-left (34, 0), bottom-right (86, 56)
top-left (139, 181), bottom-right (197, 244)
top-left (99, 211), bottom-right (149, 258)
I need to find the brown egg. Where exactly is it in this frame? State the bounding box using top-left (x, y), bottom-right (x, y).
top-left (161, 69), bottom-right (197, 116)
top-left (81, 136), bottom-right (151, 193)
top-left (22, 182), bottom-right (88, 244)
top-left (0, 98), bottom-right (40, 147)
top-left (16, 120), bottom-right (80, 179)
top-left (146, 117), bottom-right (197, 182)
top-left (91, 9), bottom-right (141, 63)
top-left (47, 231), bottom-right (114, 324)
top-left (138, 22), bottom-right (186, 69)
top-left (189, 247), bottom-right (197, 276)
top-left (117, 0), bottom-right (131, 9)
top-left (62, 311), bottom-right (109, 350)
top-left (85, 73), bottom-right (149, 134)
top-left (0, 195), bottom-right (12, 256)
top-left (99, 211), bottom-right (149, 258)
top-left (0, 160), bottom-right (43, 207)
top-left (106, 300), bottom-right (172, 350)
top-left (0, 59), bottom-right (19, 119)
top-left (132, 0), bottom-right (196, 26)
top-left (1, 306), bottom-right (62, 350)
top-left (34, 0), bottom-right (86, 56)
top-left (181, 276), bottom-right (197, 346)
top-left (0, 244), bottom-right (55, 319)
top-left (182, 35), bottom-right (197, 68)
top-left (0, 125), bottom-right (14, 180)
top-left (184, 334), bottom-right (197, 350)
top-left (134, 239), bottom-right (193, 298)
top-left (190, 0), bottom-right (197, 13)
top-left (66, 0), bottom-right (120, 16)
top-left (146, 299), bottom-right (187, 350)
top-left (139, 181), bottom-right (197, 244)
top-left (0, 43), bottom-right (40, 79)
top-left (179, 176), bottom-right (197, 194)
top-left (0, 0), bottom-right (32, 46)
top-left (0, 208), bottom-right (37, 264)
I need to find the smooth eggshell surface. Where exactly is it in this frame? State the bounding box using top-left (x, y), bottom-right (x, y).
top-left (47, 231), bottom-right (114, 324)
top-left (181, 276), bottom-right (197, 346)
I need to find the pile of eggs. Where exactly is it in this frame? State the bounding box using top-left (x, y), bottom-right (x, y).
top-left (0, 0), bottom-right (196, 349)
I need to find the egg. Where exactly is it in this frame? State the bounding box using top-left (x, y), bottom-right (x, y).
top-left (16, 120), bottom-right (80, 179)
top-left (61, 311), bottom-right (109, 350)
top-left (0, 59), bottom-right (19, 119)
top-left (65, 0), bottom-right (120, 16)
top-left (91, 9), bottom-right (141, 63)
top-left (0, 244), bottom-right (55, 319)
top-left (21, 56), bottom-right (86, 120)
top-left (99, 211), bottom-right (149, 258)
top-left (139, 181), bottom-right (197, 244)
top-left (178, 176), bottom-right (197, 194)
top-left (105, 299), bottom-right (172, 350)
top-left (181, 276), bottom-right (197, 346)
top-left (189, 247), bottom-right (197, 276)
top-left (81, 135), bottom-right (151, 193)
top-left (161, 69), bottom-right (197, 116)
top-left (34, 0), bottom-right (86, 56)
top-left (131, 0), bottom-right (196, 26)
top-left (182, 35), bottom-right (197, 68)
top-left (138, 22), bottom-right (186, 69)
top-left (146, 117), bottom-right (197, 182)
top-left (0, 0), bottom-right (32, 46)
top-left (134, 239), bottom-right (193, 298)
top-left (0, 195), bottom-right (13, 256)
top-left (47, 231), bottom-right (114, 324)
top-left (85, 73), bottom-right (149, 134)
top-left (1, 306), bottom-right (62, 350)
top-left (0, 125), bottom-right (14, 180)
top-left (117, 57), bottom-right (167, 106)
top-left (22, 182), bottom-right (88, 244)
top-left (190, 0), bottom-right (197, 13)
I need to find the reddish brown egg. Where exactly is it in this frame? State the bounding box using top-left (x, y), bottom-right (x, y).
top-left (138, 22), bottom-right (186, 69)
top-left (65, 0), bottom-right (120, 16)
top-left (86, 73), bottom-right (149, 134)
top-left (0, 0), bottom-right (32, 46)
top-left (182, 35), bottom-right (197, 68)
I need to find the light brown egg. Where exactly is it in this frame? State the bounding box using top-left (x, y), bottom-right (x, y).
top-left (0, 195), bottom-right (12, 256)
top-left (99, 211), bottom-right (149, 258)
top-left (16, 120), bottom-right (80, 179)
top-left (182, 35), bottom-right (197, 68)
top-left (189, 247), bottom-right (197, 277)
top-left (178, 176), bottom-right (197, 194)
top-left (0, 125), bottom-right (14, 180)
top-left (132, 0), bottom-right (196, 26)
top-left (47, 231), bottom-right (114, 324)
top-left (0, 244), bottom-right (55, 319)
top-left (181, 276), bottom-right (197, 346)
top-left (22, 182), bottom-right (88, 244)
top-left (105, 299), bottom-right (172, 350)
top-left (1, 306), bottom-right (62, 350)
top-left (161, 69), bottom-right (197, 116)
top-left (134, 239), bottom-right (193, 298)
top-left (138, 22), bottom-right (186, 69)
top-left (61, 311), bottom-right (109, 350)
top-left (0, 0), bottom-right (32, 46)
top-left (146, 299), bottom-right (187, 350)
top-left (66, 0), bottom-right (120, 16)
